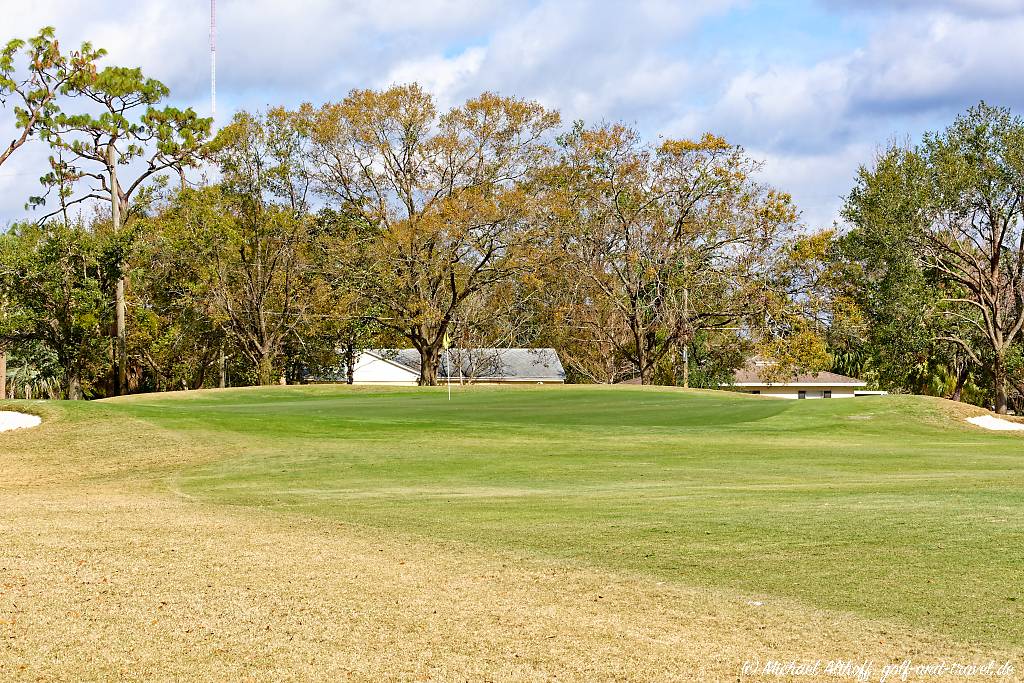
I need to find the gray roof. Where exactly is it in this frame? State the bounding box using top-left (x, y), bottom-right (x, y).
top-left (375, 348), bottom-right (565, 381)
top-left (733, 362), bottom-right (866, 386)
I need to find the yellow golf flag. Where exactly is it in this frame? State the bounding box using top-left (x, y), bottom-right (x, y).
top-left (442, 330), bottom-right (451, 349)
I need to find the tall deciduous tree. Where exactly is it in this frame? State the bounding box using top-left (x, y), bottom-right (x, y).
top-left (838, 150), bottom-right (970, 398)
top-left (132, 206), bottom-right (225, 392)
top-left (845, 103), bottom-right (1024, 413)
top-left (0, 221), bottom-right (110, 399)
top-left (175, 109), bottom-right (333, 386)
top-left (32, 65), bottom-right (211, 394)
top-left (306, 84), bottom-right (560, 385)
top-left (544, 123), bottom-right (798, 384)
top-left (159, 187), bottom-right (317, 386)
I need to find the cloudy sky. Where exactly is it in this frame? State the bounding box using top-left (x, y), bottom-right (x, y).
top-left (2, 0), bottom-right (1023, 227)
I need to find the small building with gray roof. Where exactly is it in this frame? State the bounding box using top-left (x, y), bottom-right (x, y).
top-left (346, 348), bottom-right (565, 385)
top-left (727, 358), bottom-right (869, 399)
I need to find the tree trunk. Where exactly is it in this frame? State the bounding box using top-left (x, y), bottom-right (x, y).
top-left (283, 342), bottom-right (298, 384)
top-left (192, 358), bottom-right (208, 390)
top-left (257, 353), bottom-right (275, 386)
top-left (109, 151), bottom-right (127, 396)
top-left (0, 350), bottom-right (6, 400)
top-left (993, 354), bottom-right (1009, 415)
top-left (345, 343), bottom-right (355, 384)
top-left (1009, 374), bottom-right (1024, 415)
top-left (951, 366), bottom-right (969, 403)
top-left (682, 285), bottom-right (690, 389)
top-left (638, 347), bottom-right (653, 385)
top-left (219, 346), bottom-right (227, 388)
top-left (418, 345), bottom-right (441, 386)
top-left (66, 370), bottom-right (83, 400)
top-left (116, 277), bottom-right (126, 393)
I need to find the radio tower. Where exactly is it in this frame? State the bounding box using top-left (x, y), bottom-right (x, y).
top-left (210, 0), bottom-right (217, 125)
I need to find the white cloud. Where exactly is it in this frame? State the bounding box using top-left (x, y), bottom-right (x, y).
top-left (752, 143), bottom-right (876, 229)
top-left (821, 0), bottom-right (1024, 17)
top-left (712, 60), bottom-right (853, 152)
top-left (2, 0), bottom-right (1023, 232)
top-left (848, 12), bottom-right (1024, 112)
top-left (656, 1), bottom-right (1024, 225)
top-left (377, 48), bottom-right (486, 111)
top-left (397, 0), bottom-right (737, 125)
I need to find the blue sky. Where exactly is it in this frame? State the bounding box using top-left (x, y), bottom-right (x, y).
top-left (3, 0), bottom-right (1024, 226)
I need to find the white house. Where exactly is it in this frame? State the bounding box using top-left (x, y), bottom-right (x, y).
top-left (345, 348), bottom-right (566, 385)
top-left (727, 358), bottom-right (869, 399)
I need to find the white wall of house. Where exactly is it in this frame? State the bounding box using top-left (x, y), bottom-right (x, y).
top-left (351, 353), bottom-right (419, 385)
top-left (349, 350), bottom-right (566, 385)
top-left (470, 377), bottom-right (565, 384)
top-left (736, 384), bottom-right (862, 399)
top-left (443, 377), bottom-right (565, 385)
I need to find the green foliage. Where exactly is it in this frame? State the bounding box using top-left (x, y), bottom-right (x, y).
top-left (1, 341), bottom-right (63, 399)
top-left (664, 328), bottom-right (749, 388)
top-left (161, 108), bottom-right (340, 386)
top-left (838, 146), bottom-right (937, 386)
top-left (8, 64), bottom-right (1024, 406)
top-left (1, 27), bottom-right (104, 168)
top-left (840, 103), bottom-right (1024, 411)
top-left (13, 35), bottom-right (212, 397)
top-left (0, 221), bottom-right (112, 397)
top-left (543, 122), bottom-right (799, 384)
top-left (129, 208), bottom-right (226, 392)
top-left (31, 59), bottom-right (211, 228)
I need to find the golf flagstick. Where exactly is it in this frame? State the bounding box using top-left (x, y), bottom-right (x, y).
top-left (443, 330), bottom-right (451, 401)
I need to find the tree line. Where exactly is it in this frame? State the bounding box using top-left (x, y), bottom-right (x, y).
top-left (2, 28), bottom-right (1022, 413)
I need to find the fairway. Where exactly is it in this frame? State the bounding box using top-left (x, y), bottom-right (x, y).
top-left (160, 386), bottom-right (1024, 644)
top-left (2, 385), bottom-right (1023, 680)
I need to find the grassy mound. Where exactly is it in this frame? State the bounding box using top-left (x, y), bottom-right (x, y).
top-left (70, 385), bottom-right (1023, 646)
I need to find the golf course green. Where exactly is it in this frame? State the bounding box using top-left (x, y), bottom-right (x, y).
top-left (84, 384), bottom-right (1024, 648)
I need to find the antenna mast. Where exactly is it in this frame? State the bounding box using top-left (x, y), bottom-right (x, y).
top-left (210, 0), bottom-right (217, 125)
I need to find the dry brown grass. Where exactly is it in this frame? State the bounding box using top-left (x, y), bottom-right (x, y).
top-left (3, 491), bottom-right (1019, 682)
top-left (925, 393), bottom-right (1024, 427)
top-left (1, 397), bottom-right (1021, 681)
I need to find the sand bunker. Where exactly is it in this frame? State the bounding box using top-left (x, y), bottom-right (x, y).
top-left (966, 415), bottom-right (1024, 431)
top-left (0, 411), bottom-right (41, 432)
